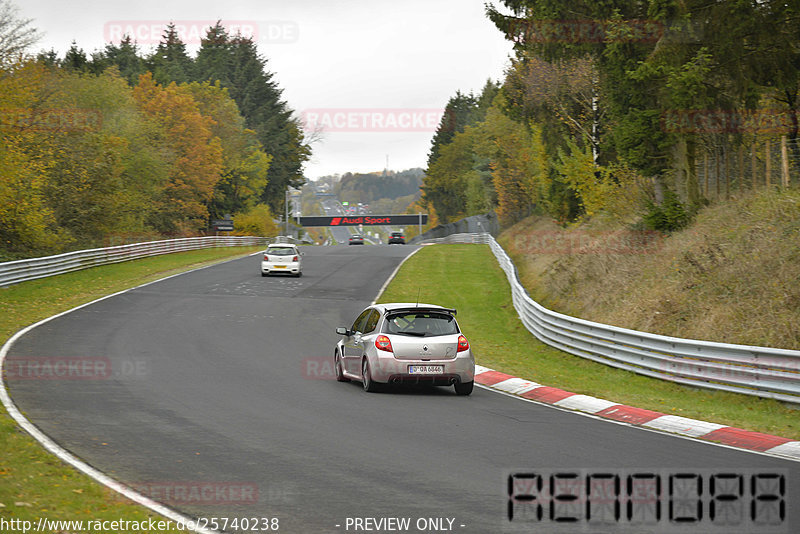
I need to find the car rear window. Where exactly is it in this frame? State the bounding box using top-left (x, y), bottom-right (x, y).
top-left (266, 247), bottom-right (296, 256)
top-left (384, 312), bottom-right (458, 337)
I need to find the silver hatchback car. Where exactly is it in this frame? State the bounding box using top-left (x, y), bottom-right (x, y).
top-left (334, 303), bottom-right (475, 395)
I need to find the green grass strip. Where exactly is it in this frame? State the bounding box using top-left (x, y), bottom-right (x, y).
top-left (0, 245), bottom-right (261, 524)
top-left (378, 244), bottom-right (799, 440)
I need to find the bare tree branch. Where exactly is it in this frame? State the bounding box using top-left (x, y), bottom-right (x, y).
top-left (0, 0), bottom-right (41, 67)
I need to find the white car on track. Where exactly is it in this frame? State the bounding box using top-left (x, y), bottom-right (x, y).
top-left (261, 243), bottom-right (303, 277)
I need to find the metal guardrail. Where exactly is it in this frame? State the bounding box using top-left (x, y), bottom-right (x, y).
top-left (423, 233), bottom-right (800, 404)
top-left (0, 236), bottom-right (268, 287)
top-left (409, 213), bottom-right (498, 244)
top-left (417, 233), bottom-right (491, 245)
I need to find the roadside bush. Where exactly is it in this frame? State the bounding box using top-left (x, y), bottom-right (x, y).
top-left (231, 205), bottom-right (279, 237)
top-left (643, 189), bottom-right (690, 232)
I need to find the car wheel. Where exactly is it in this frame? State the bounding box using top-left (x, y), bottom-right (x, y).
top-left (334, 351), bottom-right (349, 382)
top-left (454, 380), bottom-right (474, 396)
top-left (362, 358), bottom-right (379, 392)
top-left (261, 272), bottom-right (268, 277)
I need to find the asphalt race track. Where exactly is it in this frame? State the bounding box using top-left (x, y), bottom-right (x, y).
top-left (6, 244), bottom-right (799, 533)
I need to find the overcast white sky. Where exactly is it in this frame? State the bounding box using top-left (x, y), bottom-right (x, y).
top-left (20, 0), bottom-right (514, 180)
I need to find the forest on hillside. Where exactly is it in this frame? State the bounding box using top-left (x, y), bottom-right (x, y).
top-left (314, 168), bottom-right (424, 215)
top-left (422, 1), bottom-right (800, 229)
top-left (0, 7), bottom-right (310, 260)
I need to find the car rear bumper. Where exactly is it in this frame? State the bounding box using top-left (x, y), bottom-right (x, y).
top-left (261, 261), bottom-right (300, 274)
top-left (385, 373), bottom-right (465, 386)
top-left (369, 352), bottom-right (475, 384)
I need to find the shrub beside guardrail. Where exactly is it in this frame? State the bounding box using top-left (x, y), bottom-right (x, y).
top-left (421, 233), bottom-right (800, 404)
top-left (0, 236), bottom-right (268, 287)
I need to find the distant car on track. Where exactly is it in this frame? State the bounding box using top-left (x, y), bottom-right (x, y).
top-left (261, 243), bottom-right (302, 277)
top-left (388, 231), bottom-right (405, 244)
top-left (348, 234), bottom-right (365, 245)
top-left (334, 303), bottom-right (474, 395)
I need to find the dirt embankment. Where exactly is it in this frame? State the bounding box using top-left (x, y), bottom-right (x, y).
top-left (499, 188), bottom-right (800, 349)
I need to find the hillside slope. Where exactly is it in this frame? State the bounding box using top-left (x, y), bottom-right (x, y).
top-left (499, 188), bottom-right (800, 350)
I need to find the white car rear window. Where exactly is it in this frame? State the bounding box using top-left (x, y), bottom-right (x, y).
top-left (267, 247), bottom-right (296, 256)
top-left (385, 312), bottom-right (458, 337)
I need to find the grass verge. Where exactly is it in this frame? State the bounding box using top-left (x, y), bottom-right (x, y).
top-left (377, 244), bottom-right (799, 440)
top-left (0, 245), bottom-right (261, 525)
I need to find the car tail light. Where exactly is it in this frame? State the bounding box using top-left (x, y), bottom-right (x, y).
top-left (292, 256), bottom-right (298, 261)
top-left (457, 335), bottom-right (469, 352)
top-left (263, 254), bottom-right (269, 260)
top-left (375, 335), bottom-right (393, 352)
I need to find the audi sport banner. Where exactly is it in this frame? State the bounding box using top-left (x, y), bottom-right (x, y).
top-left (297, 215), bottom-right (428, 226)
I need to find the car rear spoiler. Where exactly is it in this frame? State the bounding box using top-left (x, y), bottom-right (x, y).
top-left (384, 307), bottom-right (457, 316)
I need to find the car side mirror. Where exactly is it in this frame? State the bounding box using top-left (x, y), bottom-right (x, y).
top-left (336, 327), bottom-right (350, 336)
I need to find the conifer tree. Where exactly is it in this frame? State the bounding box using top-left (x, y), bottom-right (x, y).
top-left (103, 36), bottom-right (146, 85)
top-left (148, 23), bottom-right (194, 85)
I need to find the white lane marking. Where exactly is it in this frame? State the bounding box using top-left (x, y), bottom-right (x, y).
top-left (0, 258), bottom-right (250, 534)
top-left (371, 246), bottom-right (424, 305)
top-left (474, 364), bottom-right (493, 375)
top-left (765, 441), bottom-right (800, 458)
top-left (554, 394), bottom-right (618, 414)
top-left (642, 415), bottom-right (726, 438)
top-left (491, 377), bottom-right (542, 395)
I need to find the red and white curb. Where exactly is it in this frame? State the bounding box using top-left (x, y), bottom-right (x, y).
top-left (474, 365), bottom-right (800, 462)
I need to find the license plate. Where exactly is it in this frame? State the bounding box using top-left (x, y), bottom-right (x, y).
top-left (408, 365), bottom-right (444, 375)
top-left (274, 265), bottom-right (286, 268)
